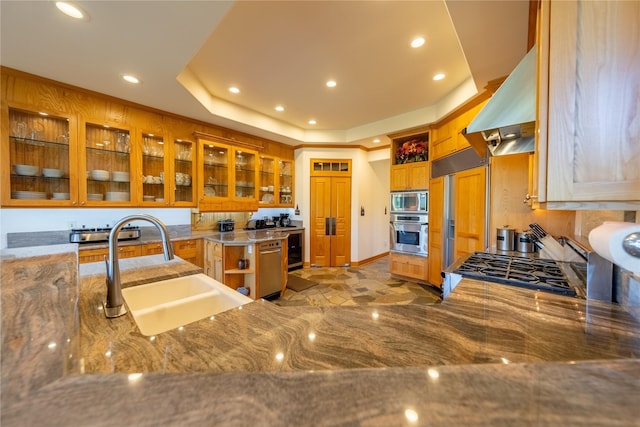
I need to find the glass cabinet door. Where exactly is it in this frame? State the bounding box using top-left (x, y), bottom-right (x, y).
top-left (172, 138), bottom-right (195, 205)
top-left (279, 159), bottom-right (294, 205)
top-left (234, 149), bottom-right (256, 200)
top-left (259, 155), bottom-right (275, 205)
top-left (141, 132), bottom-right (168, 205)
top-left (201, 141), bottom-right (229, 199)
top-left (82, 122), bottom-right (133, 205)
top-left (5, 107), bottom-right (77, 205)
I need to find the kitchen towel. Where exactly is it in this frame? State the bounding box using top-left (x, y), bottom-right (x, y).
top-left (589, 221), bottom-right (640, 273)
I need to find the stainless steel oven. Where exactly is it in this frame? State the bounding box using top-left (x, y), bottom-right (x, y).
top-left (390, 214), bottom-right (428, 256)
top-left (390, 191), bottom-right (428, 214)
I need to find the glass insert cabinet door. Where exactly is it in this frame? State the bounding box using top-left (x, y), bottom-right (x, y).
top-left (259, 155), bottom-right (275, 204)
top-left (82, 122), bottom-right (133, 204)
top-left (201, 141), bottom-right (229, 198)
top-left (173, 138), bottom-right (194, 204)
top-left (141, 132), bottom-right (168, 204)
top-left (279, 159), bottom-right (294, 205)
top-left (6, 107), bottom-right (76, 205)
top-left (234, 149), bottom-right (256, 199)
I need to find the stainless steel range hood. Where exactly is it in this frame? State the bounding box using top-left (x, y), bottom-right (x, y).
top-left (463, 46), bottom-right (537, 157)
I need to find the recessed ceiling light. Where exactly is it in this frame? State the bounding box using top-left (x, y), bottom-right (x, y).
top-left (39, 112), bottom-right (49, 116)
top-left (55, 2), bottom-right (86, 20)
top-left (411, 37), bottom-right (425, 48)
top-left (373, 138), bottom-right (380, 144)
top-left (308, 119), bottom-right (317, 125)
top-left (229, 86), bottom-right (240, 94)
top-left (122, 74), bottom-right (140, 84)
top-left (433, 73), bottom-right (445, 81)
top-left (326, 80), bottom-right (337, 88)
top-left (275, 105), bottom-right (284, 112)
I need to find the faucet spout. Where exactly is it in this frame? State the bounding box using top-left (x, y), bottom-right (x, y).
top-left (104, 214), bottom-right (174, 318)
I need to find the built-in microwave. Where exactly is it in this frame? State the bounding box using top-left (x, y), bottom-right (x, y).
top-left (390, 191), bottom-right (428, 214)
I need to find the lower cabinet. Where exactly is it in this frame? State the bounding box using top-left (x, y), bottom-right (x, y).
top-left (204, 241), bottom-right (257, 299)
top-left (78, 238), bottom-right (203, 266)
top-left (78, 245), bottom-right (141, 264)
top-left (389, 252), bottom-right (429, 282)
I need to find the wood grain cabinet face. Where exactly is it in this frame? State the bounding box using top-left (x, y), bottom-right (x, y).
top-left (140, 132), bottom-right (170, 206)
top-left (389, 252), bottom-right (429, 282)
top-left (389, 130), bottom-right (430, 191)
top-left (172, 139), bottom-right (196, 206)
top-left (78, 245), bottom-right (141, 264)
top-left (3, 106), bottom-right (79, 206)
top-left (536, 0), bottom-right (640, 209)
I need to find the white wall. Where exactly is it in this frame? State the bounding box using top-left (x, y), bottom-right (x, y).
top-left (294, 147), bottom-right (390, 264)
top-left (1, 208), bottom-right (191, 248)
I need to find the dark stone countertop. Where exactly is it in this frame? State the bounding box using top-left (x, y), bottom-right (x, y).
top-left (2, 245), bottom-right (639, 426)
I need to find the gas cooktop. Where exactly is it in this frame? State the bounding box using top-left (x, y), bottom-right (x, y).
top-left (453, 252), bottom-right (576, 296)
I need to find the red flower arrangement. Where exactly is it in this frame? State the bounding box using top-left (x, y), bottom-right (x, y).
top-left (396, 139), bottom-right (428, 164)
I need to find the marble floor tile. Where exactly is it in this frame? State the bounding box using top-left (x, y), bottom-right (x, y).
top-left (275, 256), bottom-right (442, 307)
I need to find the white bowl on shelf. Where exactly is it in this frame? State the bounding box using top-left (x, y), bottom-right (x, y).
top-left (87, 193), bottom-right (104, 201)
top-left (42, 168), bottom-right (63, 178)
top-left (155, 197), bottom-right (165, 203)
top-left (90, 170), bottom-right (110, 181)
top-left (105, 191), bottom-right (130, 201)
top-left (111, 171), bottom-right (129, 182)
top-left (52, 192), bottom-right (70, 200)
top-left (143, 195), bottom-right (155, 201)
top-left (11, 191), bottom-right (47, 200)
top-left (14, 164), bottom-right (39, 176)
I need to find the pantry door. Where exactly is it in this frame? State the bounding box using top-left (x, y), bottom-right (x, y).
top-left (309, 160), bottom-right (352, 267)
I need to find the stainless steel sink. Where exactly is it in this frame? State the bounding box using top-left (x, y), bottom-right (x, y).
top-left (121, 273), bottom-right (252, 336)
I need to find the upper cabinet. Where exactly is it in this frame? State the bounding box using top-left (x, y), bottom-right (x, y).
top-left (533, 0), bottom-right (640, 209)
top-left (389, 129), bottom-right (429, 191)
top-left (80, 121), bottom-right (136, 205)
top-left (2, 106), bottom-right (79, 206)
top-left (258, 155), bottom-right (295, 207)
top-left (197, 135), bottom-right (259, 212)
top-left (172, 138), bottom-right (196, 206)
top-left (430, 100), bottom-right (487, 161)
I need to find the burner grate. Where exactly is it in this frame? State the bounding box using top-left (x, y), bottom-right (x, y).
top-left (454, 252), bottom-right (575, 296)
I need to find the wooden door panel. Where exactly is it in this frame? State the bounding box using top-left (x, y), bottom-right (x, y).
top-left (331, 177), bottom-right (351, 266)
top-left (310, 177), bottom-right (332, 266)
top-left (454, 167), bottom-right (486, 260)
top-left (428, 176), bottom-right (444, 285)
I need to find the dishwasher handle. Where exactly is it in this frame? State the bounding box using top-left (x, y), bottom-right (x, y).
top-left (260, 249), bottom-right (281, 255)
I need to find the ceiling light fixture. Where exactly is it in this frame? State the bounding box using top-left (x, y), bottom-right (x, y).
top-left (38, 112), bottom-right (49, 116)
top-left (275, 105), bottom-right (284, 112)
top-left (433, 73), bottom-right (445, 81)
top-left (55, 2), bottom-right (86, 20)
top-left (410, 37), bottom-right (425, 48)
top-left (308, 119), bottom-right (317, 125)
top-left (373, 138), bottom-right (380, 144)
top-left (326, 80), bottom-right (337, 88)
top-left (122, 74), bottom-right (140, 84)
top-left (229, 86), bottom-right (240, 94)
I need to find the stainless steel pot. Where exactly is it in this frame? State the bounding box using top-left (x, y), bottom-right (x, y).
top-left (496, 226), bottom-right (515, 251)
top-left (516, 231), bottom-right (535, 253)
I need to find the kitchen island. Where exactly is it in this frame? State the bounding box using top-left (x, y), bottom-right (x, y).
top-left (2, 245), bottom-right (639, 426)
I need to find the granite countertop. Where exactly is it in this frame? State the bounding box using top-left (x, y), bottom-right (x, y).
top-left (2, 246), bottom-right (640, 426)
top-left (6, 224), bottom-right (304, 249)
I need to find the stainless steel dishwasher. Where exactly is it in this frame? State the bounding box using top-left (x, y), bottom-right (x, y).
top-left (258, 240), bottom-right (282, 300)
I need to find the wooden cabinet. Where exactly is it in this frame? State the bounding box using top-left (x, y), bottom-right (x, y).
top-left (140, 132), bottom-right (170, 206)
top-left (197, 135), bottom-right (259, 212)
top-left (2, 106), bottom-right (79, 206)
top-left (204, 240), bottom-right (224, 282)
top-left (258, 156), bottom-right (294, 206)
top-left (452, 166), bottom-right (486, 260)
top-left (205, 241), bottom-right (256, 298)
top-left (173, 239), bottom-right (202, 266)
top-left (390, 162), bottom-right (430, 191)
top-left (78, 245), bottom-right (141, 264)
top-left (389, 252), bottom-right (428, 282)
top-left (533, 0), bottom-right (640, 210)
top-left (171, 138), bottom-right (196, 206)
top-left (389, 130), bottom-right (430, 191)
top-left (430, 101), bottom-right (487, 161)
top-left (427, 176), bottom-right (445, 287)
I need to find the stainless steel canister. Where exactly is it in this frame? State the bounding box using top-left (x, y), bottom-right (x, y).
top-left (496, 226), bottom-right (515, 251)
top-left (516, 231), bottom-right (535, 253)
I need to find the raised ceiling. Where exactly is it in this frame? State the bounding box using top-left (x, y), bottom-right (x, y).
top-left (0, 1), bottom-right (531, 148)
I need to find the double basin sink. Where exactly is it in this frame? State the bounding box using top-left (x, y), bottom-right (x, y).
top-left (122, 273), bottom-right (253, 336)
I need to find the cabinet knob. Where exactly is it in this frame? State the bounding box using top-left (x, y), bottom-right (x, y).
top-left (523, 193), bottom-right (538, 204)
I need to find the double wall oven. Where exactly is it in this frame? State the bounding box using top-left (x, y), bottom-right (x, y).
top-left (390, 190), bottom-right (428, 256)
